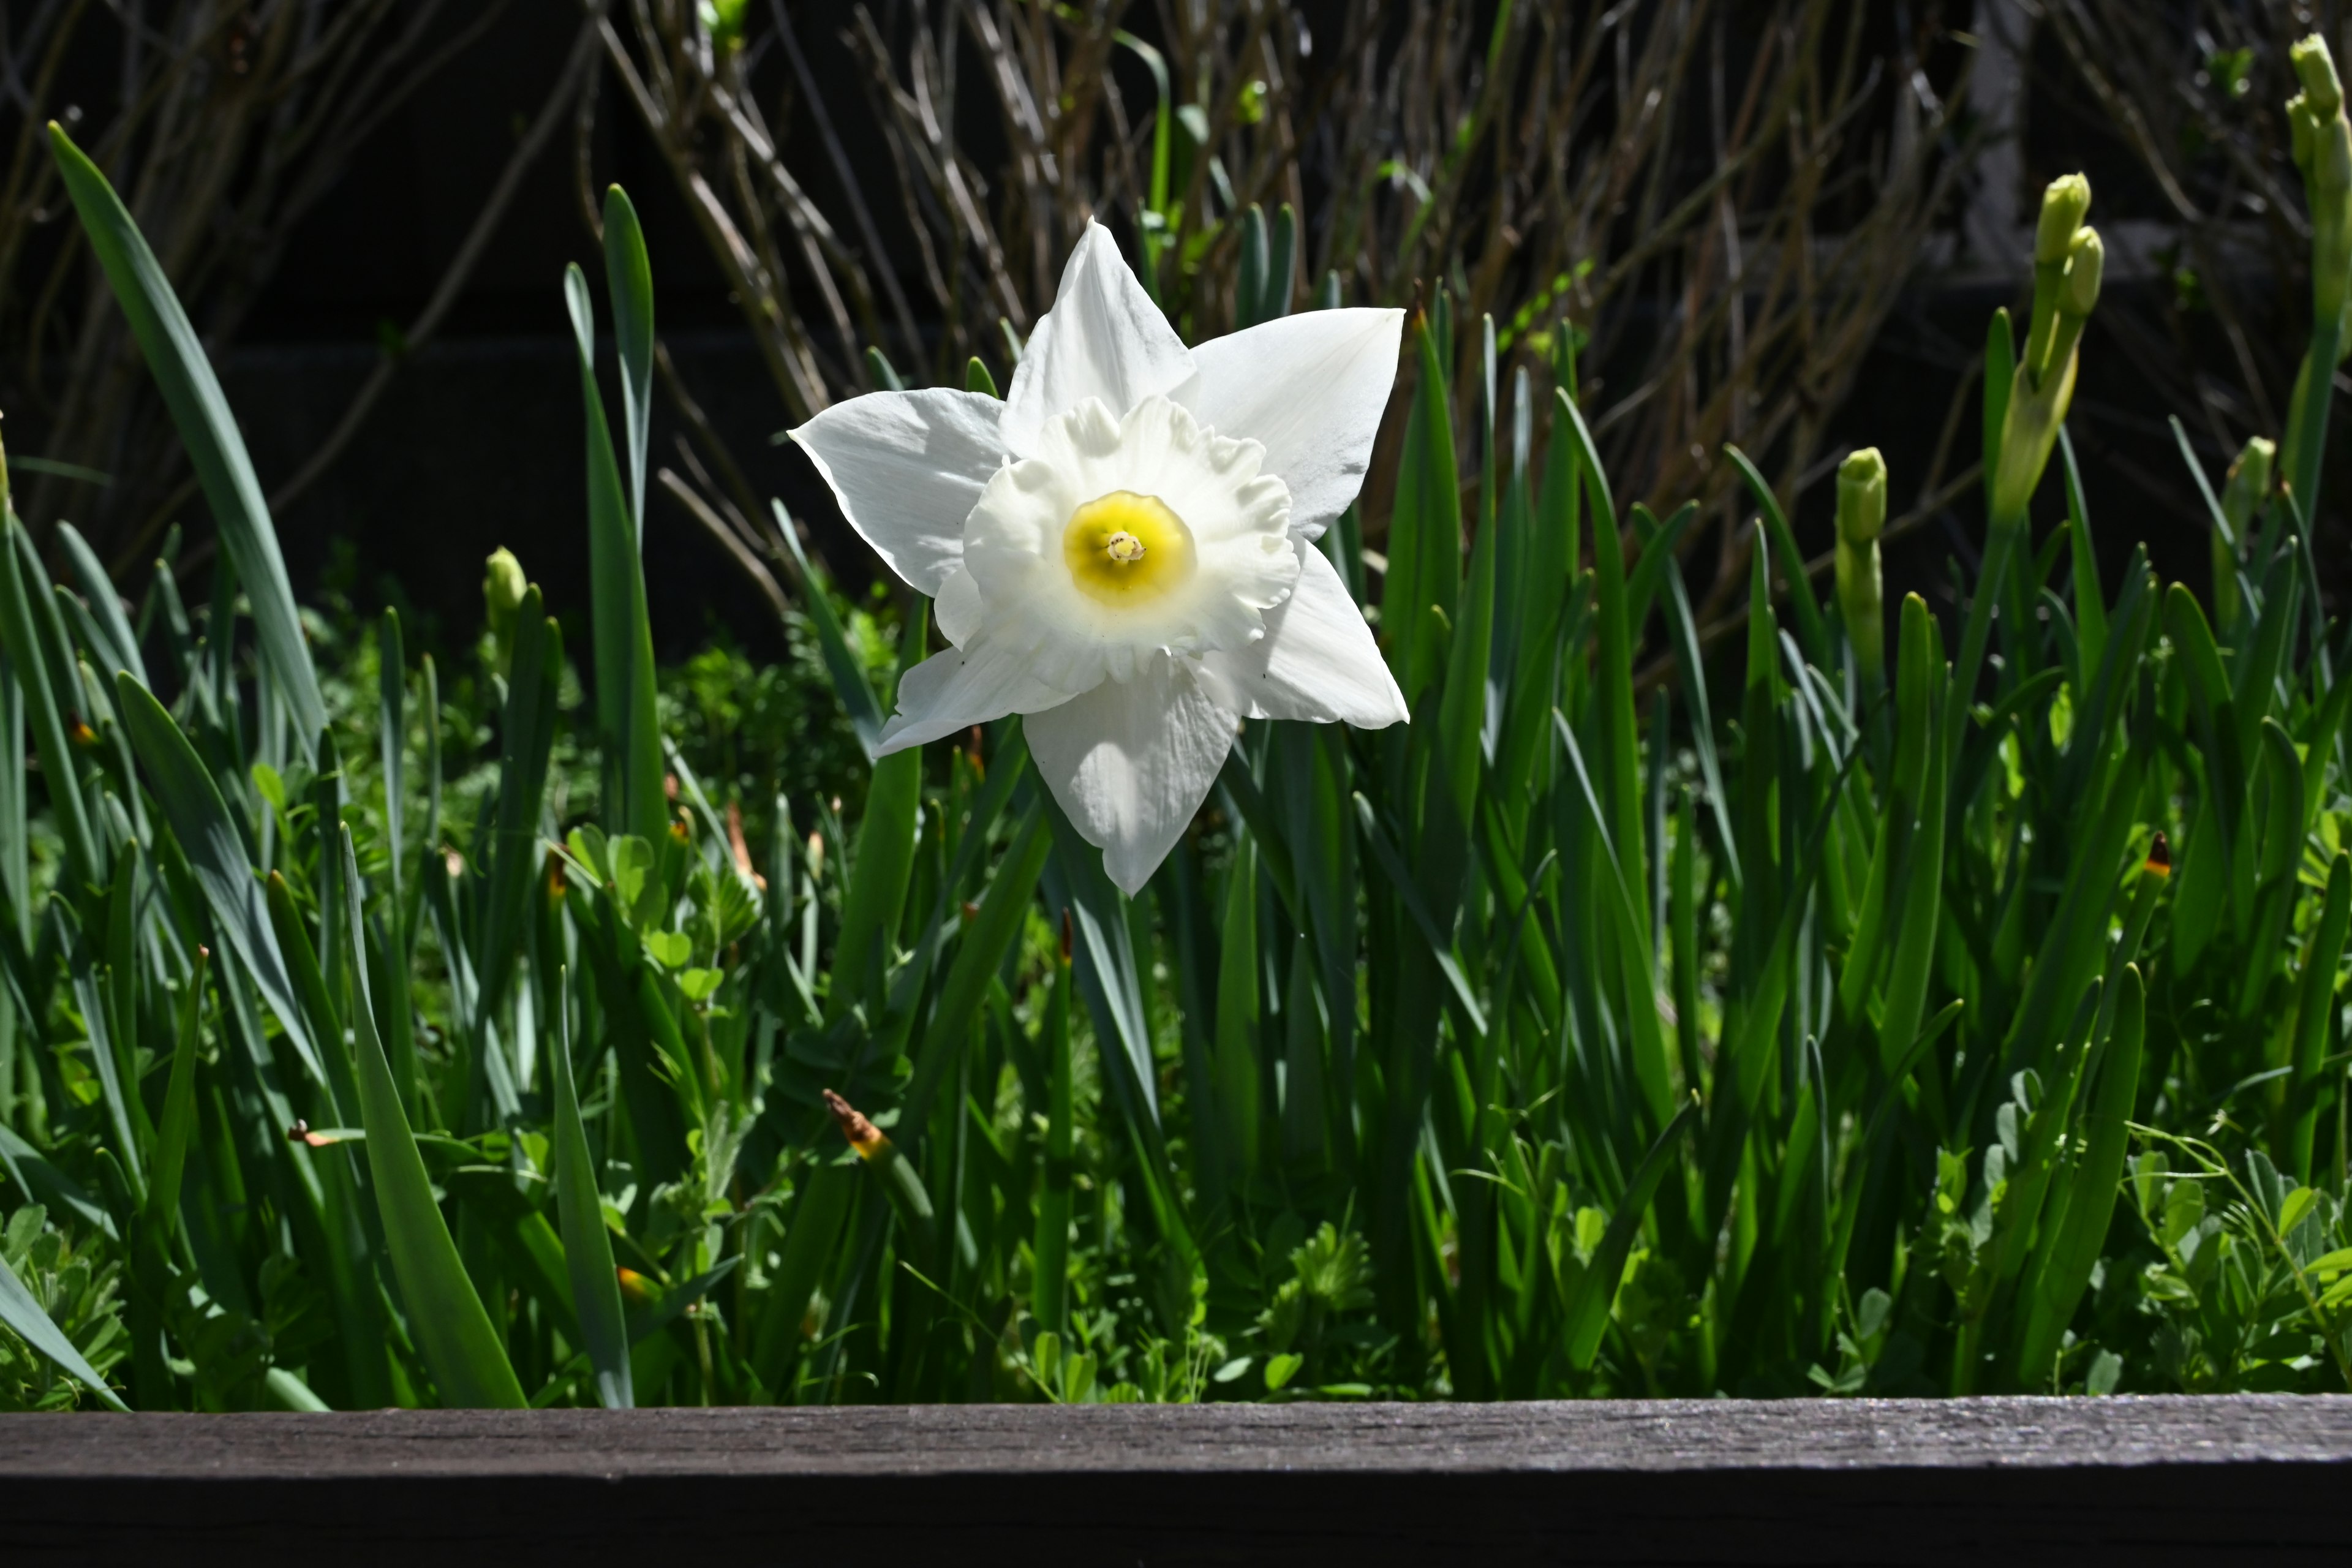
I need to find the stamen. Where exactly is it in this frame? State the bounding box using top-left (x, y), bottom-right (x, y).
top-left (1106, 530), bottom-right (1146, 563)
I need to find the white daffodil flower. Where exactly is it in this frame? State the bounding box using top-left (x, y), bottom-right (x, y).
top-left (788, 221), bottom-right (1408, 893)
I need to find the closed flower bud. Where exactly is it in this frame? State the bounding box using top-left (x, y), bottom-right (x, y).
top-left (1834, 448), bottom-right (1888, 692)
top-left (483, 547), bottom-right (527, 674)
top-left (1836, 448), bottom-right (1888, 545)
top-left (2294, 34), bottom-right (2344, 119)
top-left (2035, 174), bottom-right (2092, 265)
top-left (2061, 228), bottom-right (2105, 318)
top-left (2291, 94), bottom-right (2318, 174)
top-left (2215, 435), bottom-right (2274, 634)
top-left (2222, 435), bottom-right (2276, 523)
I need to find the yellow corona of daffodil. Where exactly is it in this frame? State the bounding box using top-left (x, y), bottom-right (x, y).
top-left (789, 222), bottom-right (1408, 891)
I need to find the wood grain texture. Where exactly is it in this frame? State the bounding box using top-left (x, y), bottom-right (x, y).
top-left (2, 1396), bottom-right (2346, 1564)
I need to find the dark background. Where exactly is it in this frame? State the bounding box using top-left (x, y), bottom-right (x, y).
top-left (7, 1), bottom-right (2315, 671)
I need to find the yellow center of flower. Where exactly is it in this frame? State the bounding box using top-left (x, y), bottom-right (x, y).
top-left (1061, 491), bottom-right (1196, 606)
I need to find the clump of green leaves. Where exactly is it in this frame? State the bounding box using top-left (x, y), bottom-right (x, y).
top-left (0, 1208), bottom-right (124, 1411)
top-left (5, 139), bottom-right (2352, 1415)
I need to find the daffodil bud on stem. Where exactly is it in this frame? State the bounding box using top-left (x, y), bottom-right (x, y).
top-left (1992, 176), bottom-right (2101, 527)
top-left (2215, 435), bottom-right (2274, 633)
top-left (483, 548), bottom-right (527, 677)
top-left (2297, 32), bottom-right (2352, 330)
top-left (2022, 175), bottom-right (2090, 383)
top-left (2285, 36), bottom-right (2352, 521)
top-left (1834, 447), bottom-right (1888, 692)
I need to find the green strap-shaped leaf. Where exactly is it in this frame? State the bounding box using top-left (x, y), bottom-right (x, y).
top-left (49, 125), bottom-right (323, 750)
top-left (379, 608), bottom-right (405, 914)
top-left (1562, 1095), bottom-right (1699, 1370)
top-left (113, 673), bottom-right (318, 1084)
top-left (771, 500), bottom-right (888, 758)
top-left (829, 745), bottom-right (922, 1023)
top-left (1553, 388), bottom-right (1645, 889)
top-left (145, 946), bottom-right (208, 1241)
top-left (1722, 443), bottom-right (1828, 669)
top-left (903, 806), bottom-right (1052, 1139)
top-left (2013, 965), bottom-right (2144, 1386)
top-left (339, 824), bottom-right (525, 1409)
top-left (566, 262), bottom-right (665, 845)
top-left (475, 603), bottom-right (560, 1026)
top-left (0, 520), bottom-right (100, 889)
top-left (55, 522), bottom-right (145, 688)
top-left (549, 967), bottom-right (631, 1409)
top-left (603, 187), bottom-right (655, 538)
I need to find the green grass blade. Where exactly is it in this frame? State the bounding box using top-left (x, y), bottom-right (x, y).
top-left (48, 125), bottom-right (323, 748)
top-left (378, 608), bottom-right (405, 913)
top-left (829, 747), bottom-right (922, 1021)
top-left (1389, 314), bottom-right (1462, 702)
top-left (602, 187), bottom-right (656, 537)
top-left (2015, 966), bottom-right (2146, 1387)
top-left (1554, 389), bottom-right (1644, 885)
top-left (1657, 554), bottom-right (1740, 887)
top-left (549, 965), bottom-right (632, 1408)
top-left (1563, 1095), bottom-right (1698, 1369)
top-left (0, 520), bottom-right (100, 889)
top-left (1038, 782), bottom-right (1166, 1122)
top-left (1623, 501), bottom-right (1698, 639)
top-left (476, 604), bottom-right (561, 1025)
top-left (144, 945), bottom-right (208, 1241)
top-left (1265, 203), bottom-right (1297, 322)
top-left (567, 263), bottom-right (665, 844)
top-left (2058, 428), bottom-right (2107, 677)
top-left (1033, 930), bottom-right (1076, 1335)
top-left (2290, 856), bottom-right (2351, 1182)
top-left (114, 673), bottom-right (320, 1085)
top-left (1722, 443), bottom-right (1828, 669)
top-left (53, 523), bottom-right (144, 688)
top-left (339, 824), bottom-right (525, 1408)
top-left (771, 501), bottom-right (888, 758)
top-left (1352, 793), bottom-right (1488, 1036)
top-left (904, 805), bottom-right (1050, 1137)
top-left (1874, 600), bottom-right (1948, 1076)
top-left (1438, 451), bottom-right (1496, 819)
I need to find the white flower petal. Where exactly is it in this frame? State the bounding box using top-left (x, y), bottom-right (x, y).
top-left (1182, 309), bottom-right (1404, 540)
top-left (1027, 656), bottom-right (1236, 894)
top-left (788, 388), bottom-right (1005, 596)
top-left (934, 565), bottom-right (984, 646)
top-left (1001, 222), bottom-right (1197, 456)
top-left (1196, 545), bottom-right (1407, 726)
top-left (876, 639), bottom-right (1074, 755)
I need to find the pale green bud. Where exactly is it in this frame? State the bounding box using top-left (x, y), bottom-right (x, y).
top-left (2035, 174), bottom-right (2092, 265)
top-left (2222, 435), bottom-right (2275, 527)
top-left (2294, 34), bottom-right (2344, 118)
top-left (484, 547), bottom-right (527, 674)
top-left (1836, 447), bottom-right (1888, 545)
top-left (2216, 435), bottom-right (2274, 634)
top-left (2060, 228), bottom-right (2105, 318)
top-left (2291, 94), bottom-right (2317, 174)
top-left (1834, 448), bottom-right (1888, 692)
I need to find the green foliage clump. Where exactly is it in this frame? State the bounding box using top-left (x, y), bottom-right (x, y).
top-left (7, 127), bottom-right (2352, 1415)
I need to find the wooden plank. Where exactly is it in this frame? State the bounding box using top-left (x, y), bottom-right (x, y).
top-left (2, 1396), bottom-right (2346, 1562)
